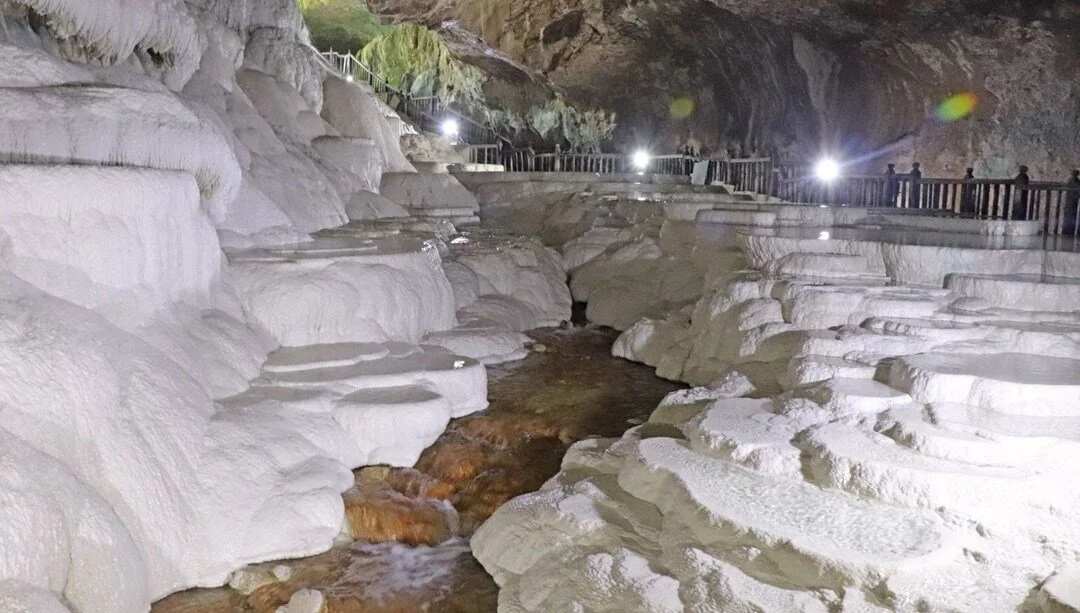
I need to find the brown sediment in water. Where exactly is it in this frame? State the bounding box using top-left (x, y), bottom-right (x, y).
top-left (153, 327), bottom-right (683, 613)
top-left (344, 468), bottom-right (458, 546)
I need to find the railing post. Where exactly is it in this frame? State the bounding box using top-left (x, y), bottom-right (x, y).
top-left (554, 144), bottom-right (561, 172)
top-left (1013, 165), bottom-right (1031, 220)
top-left (1067, 170), bottom-right (1080, 235)
top-left (909, 163), bottom-right (922, 208)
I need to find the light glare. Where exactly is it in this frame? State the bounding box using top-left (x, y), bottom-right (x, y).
top-left (441, 119), bottom-right (459, 138)
top-left (632, 150), bottom-right (650, 170)
top-left (815, 158), bottom-right (841, 182)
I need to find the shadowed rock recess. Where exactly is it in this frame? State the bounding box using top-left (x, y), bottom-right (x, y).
top-left (368, 0), bottom-right (1080, 177)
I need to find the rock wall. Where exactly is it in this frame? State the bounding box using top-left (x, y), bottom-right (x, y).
top-left (0, 0), bottom-right (484, 609)
top-left (0, 1), bottom-right (577, 607)
top-left (368, 0), bottom-right (1080, 178)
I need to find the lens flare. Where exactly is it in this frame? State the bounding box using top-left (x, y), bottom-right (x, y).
top-left (814, 158), bottom-right (841, 182)
top-left (936, 93), bottom-right (978, 122)
top-left (669, 97), bottom-right (695, 120)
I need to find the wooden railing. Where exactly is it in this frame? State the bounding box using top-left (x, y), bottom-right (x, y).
top-left (464, 144), bottom-right (499, 165)
top-left (469, 146), bottom-right (701, 175)
top-left (462, 148), bottom-right (1080, 235)
top-left (531, 153), bottom-right (558, 172)
top-left (774, 164), bottom-right (1080, 236)
top-left (555, 153), bottom-right (698, 175)
top-left (323, 50), bottom-right (400, 102)
top-left (559, 152), bottom-right (626, 173)
top-left (649, 155), bottom-right (699, 176)
top-left (315, 66), bottom-right (1080, 236)
top-left (506, 148), bottom-right (542, 172)
top-left (321, 50), bottom-right (499, 146)
top-left (710, 158), bottom-right (773, 194)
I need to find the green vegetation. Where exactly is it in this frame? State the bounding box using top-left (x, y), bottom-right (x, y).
top-left (298, 1), bottom-right (616, 150)
top-left (361, 24), bottom-right (486, 105)
top-left (297, 0), bottom-right (389, 52)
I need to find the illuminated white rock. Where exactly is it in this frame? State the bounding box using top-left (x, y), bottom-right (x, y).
top-left (13, 0), bottom-right (201, 88)
top-left (320, 76), bottom-right (416, 173)
top-left (276, 588), bottom-right (326, 613)
top-left (767, 252), bottom-right (874, 278)
top-left (946, 273), bottom-right (1080, 312)
top-left (346, 190), bottom-right (410, 220)
top-left (0, 43), bottom-right (94, 88)
top-left (0, 85), bottom-right (240, 214)
top-left (695, 209), bottom-right (777, 226)
top-left (681, 398), bottom-right (802, 477)
top-left (227, 236), bottom-right (458, 346)
top-left (423, 327), bottom-right (530, 365)
top-left (891, 353), bottom-right (1080, 416)
top-left (774, 204), bottom-right (869, 227)
top-left (561, 227), bottom-right (642, 271)
top-left (875, 214), bottom-right (1041, 236)
top-left (0, 581), bottom-right (79, 613)
top-left (262, 342), bottom-right (393, 372)
top-left (0, 0), bottom-right (484, 607)
top-left (333, 385), bottom-right (452, 467)
top-left (1038, 564), bottom-right (1080, 613)
top-left (0, 165), bottom-right (222, 323)
top-left (380, 172), bottom-right (480, 213)
top-left (573, 437), bottom-right (952, 586)
top-left (665, 551), bottom-right (834, 613)
top-left (881, 403), bottom-right (1080, 470)
top-left (799, 421), bottom-right (1033, 511)
top-left (0, 432), bottom-right (149, 612)
top-left (785, 378), bottom-right (912, 417)
top-left (480, 200), bottom-right (1080, 610)
top-left (260, 343), bottom-right (487, 418)
top-left (782, 355), bottom-right (877, 387)
top-left (0, 277), bottom-right (353, 599)
top-left (446, 234), bottom-right (571, 328)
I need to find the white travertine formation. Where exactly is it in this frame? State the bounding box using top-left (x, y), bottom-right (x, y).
top-left (473, 195), bottom-right (1080, 611)
top-left (14, 0), bottom-right (201, 88)
top-left (227, 236), bottom-right (458, 346)
top-left (0, 0), bottom-right (559, 608)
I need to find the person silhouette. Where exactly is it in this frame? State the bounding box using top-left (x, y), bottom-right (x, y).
top-left (1066, 169), bottom-right (1080, 234)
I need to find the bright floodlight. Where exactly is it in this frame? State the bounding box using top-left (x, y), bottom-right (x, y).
top-left (815, 158), bottom-right (841, 182)
top-left (345, 74), bottom-right (354, 82)
top-left (441, 119), bottom-right (459, 138)
top-left (632, 150), bottom-right (650, 170)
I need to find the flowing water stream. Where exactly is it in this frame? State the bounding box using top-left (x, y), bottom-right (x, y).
top-left (154, 325), bottom-right (683, 612)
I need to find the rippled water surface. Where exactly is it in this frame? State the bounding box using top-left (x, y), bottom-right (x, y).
top-left (154, 326), bottom-right (683, 612)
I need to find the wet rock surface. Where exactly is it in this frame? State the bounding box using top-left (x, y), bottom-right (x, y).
top-left (152, 326), bottom-right (682, 612)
